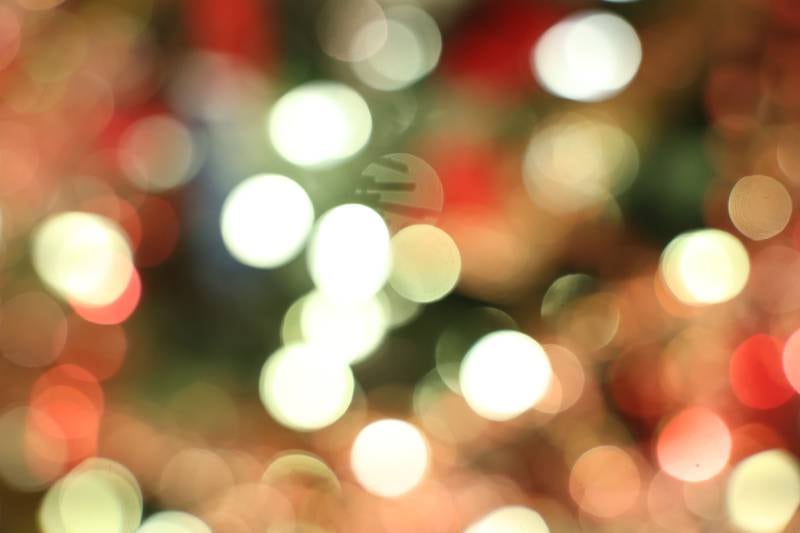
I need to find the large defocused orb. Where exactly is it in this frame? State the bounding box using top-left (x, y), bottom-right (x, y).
top-left (350, 419), bottom-right (429, 497)
top-left (459, 330), bottom-right (552, 421)
top-left (259, 343), bottom-right (355, 431)
top-left (220, 174), bottom-right (314, 268)
top-left (307, 203), bottom-right (391, 302)
top-left (533, 11), bottom-right (641, 102)
top-left (267, 81), bottom-right (372, 167)
top-left (32, 212), bottom-right (134, 307)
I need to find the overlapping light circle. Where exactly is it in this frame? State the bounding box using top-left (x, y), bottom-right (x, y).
top-left (307, 203), bottom-right (391, 302)
top-left (32, 212), bottom-right (134, 307)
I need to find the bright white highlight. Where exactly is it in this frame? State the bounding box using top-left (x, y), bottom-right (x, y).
top-left (300, 291), bottom-right (388, 364)
top-left (660, 229), bottom-right (750, 305)
top-left (268, 81), bottom-right (372, 167)
top-left (726, 450), bottom-right (800, 533)
top-left (460, 330), bottom-right (552, 421)
top-left (350, 419), bottom-right (428, 497)
top-left (533, 11), bottom-right (641, 102)
top-left (136, 511), bottom-right (212, 533)
top-left (259, 343), bottom-right (355, 431)
top-left (465, 506), bottom-right (550, 533)
top-left (220, 174), bottom-right (314, 268)
top-left (32, 212), bottom-right (134, 307)
top-left (308, 203), bottom-right (392, 302)
top-left (39, 459), bottom-right (142, 533)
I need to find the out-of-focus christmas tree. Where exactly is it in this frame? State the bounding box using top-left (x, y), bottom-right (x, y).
top-left (1, 0), bottom-right (800, 531)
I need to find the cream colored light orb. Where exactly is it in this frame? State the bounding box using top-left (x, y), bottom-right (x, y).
top-left (220, 174), bottom-right (314, 268)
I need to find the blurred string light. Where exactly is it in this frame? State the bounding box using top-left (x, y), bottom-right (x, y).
top-left (267, 81), bottom-right (372, 167)
top-left (465, 506), bottom-right (550, 533)
top-left (351, 6), bottom-right (442, 91)
top-left (300, 290), bottom-right (388, 365)
top-left (350, 419), bottom-right (429, 497)
top-left (523, 113), bottom-right (638, 213)
top-left (659, 229), bottom-right (750, 305)
top-left (459, 330), bottom-right (552, 421)
top-left (533, 11), bottom-right (641, 102)
top-left (72, 268), bottom-right (142, 325)
top-left (39, 458), bottom-right (142, 533)
top-left (307, 203), bottom-right (391, 302)
top-left (220, 174), bottom-right (314, 268)
top-left (259, 343), bottom-right (355, 431)
top-left (435, 307), bottom-right (517, 393)
top-left (656, 407), bottom-right (731, 483)
top-left (119, 115), bottom-right (199, 192)
top-left (136, 511), bottom-right (212, 533)
top-left (728, 174), bottom-right (792, 241)
top-left (726, 450), bottom-right (800, 533)
top-left (389, 224), bottom-right (461, 303)
top-left (32, 212), bottom-right (134, 308)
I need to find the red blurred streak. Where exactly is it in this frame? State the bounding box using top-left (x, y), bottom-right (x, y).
top-left (439, 0), bottom-right (565, 95)
top-left (181, 0), bottom-right (276, 68)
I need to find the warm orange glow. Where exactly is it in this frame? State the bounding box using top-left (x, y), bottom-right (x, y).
top-left (656, 406), bottom-right (731, 482)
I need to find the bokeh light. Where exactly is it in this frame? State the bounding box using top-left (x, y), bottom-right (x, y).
top-left (350, 419), bottom-right (429, 497)
top-left (660, 229), bottom-right (750, 305)
top-left (459, 330), bottom-right (552, 421)
top-left (300, 290), bottom-right (388, 364)
top-left (389, 224), bottom-right (461, 303)
top-left (726, 450), bottom-right (800, 533)
top-left (728, 175), bottom-right (792, 241)
top-left (307, 203), bottom-right (391, 302)
top-left (268, 82), bottom-right (372, 167)
top-left (0, 406), bottom-right (67, 491)
top-left (136, 511), bottom-right (212, 533)
top-left (351, 6), bottom-right (442, 91)
top-left (259, 343), bottom-right (355, 431)
top-left (119, 115), bottom-right (197, 192)
top-left (730, 334), bottom-right (795, 410)
top-left (569, 445), bottom-right (640, 518)
top-left (656, 407), bottom-right (731, 482)
top-left (317, 0), bottom-right (387, 62)
top-left (533, 11), bottom-right (642, 102)
top-left (465, 506), bottom-right (550, 533)
top-left (220, 174), bottom-right (315, 269)
top-left (523, 113), bottom-right (638, 213)
top-left (32, 212), bottom-right (134, 307)
top-left (39, 458), bottom-right (142, 533)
